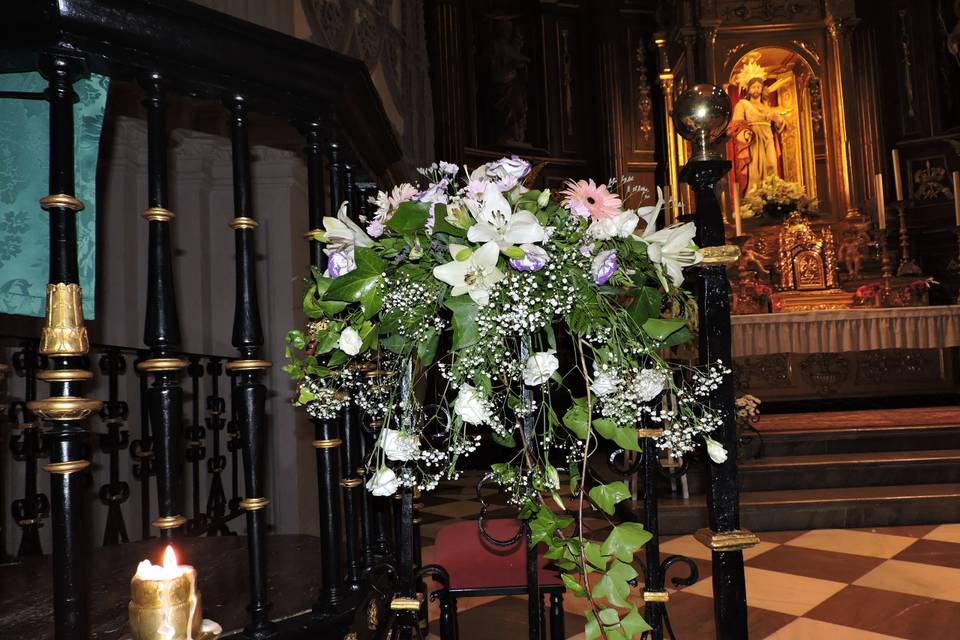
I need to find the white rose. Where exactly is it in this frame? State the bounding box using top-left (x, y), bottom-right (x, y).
top-left (365, 466), bottom-right (400, 497)
top-left (338, 327), bottom-right (362, 356)
top-left (591, 370), bottom-right (618, 396)
top-left (635, 368), bottom-right (667, 402)
top-left (705, 436), bottom-right (728, 464)
top-left (380, 429), bottom-right (420, 462)
top-left (453, 383), bottom-right (490, 425)
top-left (523, 350), bottom-right (559, 386)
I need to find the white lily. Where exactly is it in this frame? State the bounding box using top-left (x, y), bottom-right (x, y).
top-left (641, 222), bottom-right (702, 289)
top-left (432, 241), bottom-right (505, 306)
top-left (466, 182), bottom-right (545, 250)
top-left (638, 186), bottom-right (665, 237)
top-left (322, 201), bottom-right (375, 278)
top-left (705, 436), bottom-right (728, 464)
top-left (586, 210), bottom-right (640, 240)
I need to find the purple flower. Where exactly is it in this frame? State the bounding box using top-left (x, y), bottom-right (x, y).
top-left (366, 219), bottom-right (385, 238)
top-left (508, 244), bottom-right (550, 272)
top-left (591, 249), bottom-right (618, 285)
top-left (484, 156), bottom-right (531, 191)
top-left (326, 250), bottom-right (355, 278)
top-left (415, 178), bottom-right (450, 206)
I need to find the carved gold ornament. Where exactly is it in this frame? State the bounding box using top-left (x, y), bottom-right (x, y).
top-left (700, 245), bottom-right (742, 265)
top-left (733, 54), bottom-right (767, 91)
top-left (40, 283), bottom-right (89, 356)
top-left (367, 600), bottom-right (379, 629)
top-left (28, 396), bottom-right (103, 421)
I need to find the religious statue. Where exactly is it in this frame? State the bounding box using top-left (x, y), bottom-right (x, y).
top-left (836, 225), bottom-right (873, 280)
top-left (739, 238), bottom-right (771, 276)
top-left (728, 56), bottom-right (787, 196)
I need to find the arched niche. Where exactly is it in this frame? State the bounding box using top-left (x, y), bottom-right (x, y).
top-left (723, 46), bottom-right (822, 202)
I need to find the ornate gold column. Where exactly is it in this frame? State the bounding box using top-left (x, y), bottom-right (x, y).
top-left (655, 34), bottom-right (680, 220)
top-left (826, 16), bottom-right (864, 217)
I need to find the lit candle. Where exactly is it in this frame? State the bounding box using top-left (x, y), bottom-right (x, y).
top-left (876, 173), bottom-right (886, 230)
top-left (953, 171), bottom-right (960, 227)
top-left (732, 186), bottom-right (743, 237)
top-left (892, 148), bottom-right (903, 201)
top-left (130, 546), bottom-right (202, 640)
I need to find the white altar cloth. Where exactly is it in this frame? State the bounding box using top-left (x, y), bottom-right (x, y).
top-left (731, 305), bottom-right (960, 357)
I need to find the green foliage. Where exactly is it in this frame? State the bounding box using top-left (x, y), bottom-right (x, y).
top-left (386, 201), bottom-right (430, 234)
top-left (588, 481), bottom-right (631, 516)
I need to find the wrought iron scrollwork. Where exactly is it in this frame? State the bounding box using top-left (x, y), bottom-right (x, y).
top-left (185, 358), bottom-right (209, 536)
top-left (98, 349), bottom-right (130, 546)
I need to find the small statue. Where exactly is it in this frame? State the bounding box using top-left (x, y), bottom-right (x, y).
top-left (837, 225), bottom-right (872, 280)
top-left (739, 238), bottom-right (771, 276)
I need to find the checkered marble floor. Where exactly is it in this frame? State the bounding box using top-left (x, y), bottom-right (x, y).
top-left (420, 474), bottom-right (960, 639)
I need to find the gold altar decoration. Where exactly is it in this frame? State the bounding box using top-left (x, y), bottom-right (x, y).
top-left (39, 283), bottom-right (89, 356)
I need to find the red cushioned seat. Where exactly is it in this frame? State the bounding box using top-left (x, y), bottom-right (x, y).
top-left (432, 519), bottom-right (562, 590)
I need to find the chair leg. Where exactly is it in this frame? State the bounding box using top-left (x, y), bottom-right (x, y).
top-left (440, 594), bottom-right (458, 640)
top-left (549, 592), bottom-right (564, 640)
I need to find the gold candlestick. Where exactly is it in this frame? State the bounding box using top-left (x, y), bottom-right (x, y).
top-left (894, 200), bottom-right (921, 277)
top-left (879, 226), bottom-right (893, 293)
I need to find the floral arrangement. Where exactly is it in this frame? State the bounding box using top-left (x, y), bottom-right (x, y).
top-left (735, 393), bottom-right (762, 460)
top-left (285, 155), bottom-right (729, 637)
top-left (854, 277), bottom-right (935, 307)
top-left (733, 281), bottom-right (773, 315)
top-left (742, 175), bottom-right (817, 219)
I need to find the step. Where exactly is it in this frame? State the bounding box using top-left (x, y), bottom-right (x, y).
top-left (739, 449), bottom-right (960, 491)
top-left (755, 424), bottom-right (960, 457)
top-left (622, 483), bottom-right (960, 535)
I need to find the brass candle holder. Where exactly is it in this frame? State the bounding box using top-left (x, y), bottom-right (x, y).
top-left (893, 199), bottom-right (921, 277)
top-left (879, 226), bottom-right (893, 293)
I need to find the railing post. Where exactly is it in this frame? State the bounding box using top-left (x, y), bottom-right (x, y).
top-left (225, 94), bottom-right (275, 637)
top-left (678, 87), bottom-right (758, 637)
top-left (98, 348), bottom-right (130, 545)
top-left (138, 73), bottom-right (188, 540)
top-left (131, 350), bottom-right (155, 540)
top-left (28, 50), bottom-right (103, 640)
top-left (9, 341), bottom-right (49, 559)
top-left (303, 121), bottom-right (346, 613)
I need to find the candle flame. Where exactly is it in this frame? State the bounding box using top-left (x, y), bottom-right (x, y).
top-left (162, 545), bottom-right (178, 570)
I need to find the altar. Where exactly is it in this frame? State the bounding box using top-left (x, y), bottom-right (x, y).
top-left (731, 306), bottom-right (960, 401)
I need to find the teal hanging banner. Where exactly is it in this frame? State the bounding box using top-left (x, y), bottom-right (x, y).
top-left (0, 72), bottom-right (108, 319)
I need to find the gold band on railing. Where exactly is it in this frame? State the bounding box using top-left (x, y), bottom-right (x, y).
top-left (356, 467), bottom-right (366, 477)
top-left (40, 194), bottom-right (84, 212)
top-left (312, 438), bottom-right (342, 449)
top-left (104, 417), bottom-right (127, 425)
top-left (37, 369), bottom-right (94, 382)
top-left (43, 460), bottom-right (90, 474)
top-left (225, 359), bottom-right (272, 372)
top-left (152, 515), bottom-right (188, 530)
top-left (694, 528), bottom-right (760, 552)
top-left (134, 449), bottom-right (154, 459)
top-left (17, 422), bottom-right (39, 430)
top-left (136, 358), bottom-right (189, 372)
top-left (39, 283), bottom-right (89, 356)
top-left (143, 207), bottom-right (175, 222)
top-left (229, 217), bottom-right (259, 230)
top-left (637, 428), bottom-right (664, 439)
top-left (239, 497), bottom-right (270, 511)
top-left (699, 245), bottom-right (741, 265)
top-left (643, 591), bottom-right (670, 603)
top-left (303, 229), bottom-right (322, 240)
top-left (17, 518), bottom-right (36, 526)
top-left (390, 597), bottom-right (422, 611)
top-left (28, 397), bottom-right (103, 421)
top-left (340, 478), bottom-right (362, 488)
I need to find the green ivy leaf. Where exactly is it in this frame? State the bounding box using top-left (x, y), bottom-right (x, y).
top-left (296, 387), bottom-right (316, 405)
top-left (360, 284), bottom-right (384, 319)
top-left (286, 330), bottom-right (306, 350)
top-left (585, 612), bottom-right (601, 640)
top-left (314, 330), bottom-right (340, 355)
top-left (584, 541), bottom-right (607, 572)
top-left (628, 286), bottom-right (662, 326)
top-left (601, 523), bottom-right (652, 563)
top-left (598, 608), bottom-right (620, 626)
top-left (417, 329), bottom-right (440, 367)
top-left (612, 426), bottom-right (641, 452)
top-left (491, 431), bottom-right (516, 448)
top-left (326, 270), bottom-right (383, 302)
top-left (380, 333), bottom-right (406, 354)
top-left (560, 574), bottom-right (586, 597)
top-left (445, 296), bottom-right (480, 349)
top-left (621, 606), bottom-right (653, 636)
top-left (562, 402), bottom-right (589, 440)
top-left (386, 201), bottom-right (430, 234)
top-left (661, 325), bottom-right (694, 348)
top-left (353, 246), bottom-right (384, 274)
top-left (503, 246), bottom-right (526, 259)
top-left (589, 481), bottom-right (631, 515)
top-left (642, 317), bottom-right (688, 341)
top-left (593, 418), bottom-right (617, 441)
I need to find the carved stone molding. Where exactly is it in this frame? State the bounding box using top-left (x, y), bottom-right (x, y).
top-left (719, 0), bottom-right (821, 25)
top-left (635, 39), bottom-right (653, 144)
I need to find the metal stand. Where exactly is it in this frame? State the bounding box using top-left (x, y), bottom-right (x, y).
top-left (879, 226), bottom-right (894, 293)
top-left (98, 349), bottom-right (130, 546)
top-left (681, 158), bottom-right (758, 640)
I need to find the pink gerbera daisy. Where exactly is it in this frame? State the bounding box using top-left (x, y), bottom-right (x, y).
top-left (561, 179), bottom-right (622, 220)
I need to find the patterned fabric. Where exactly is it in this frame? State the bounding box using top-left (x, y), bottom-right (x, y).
top-left (0, 72), bottom-right (108, 318)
